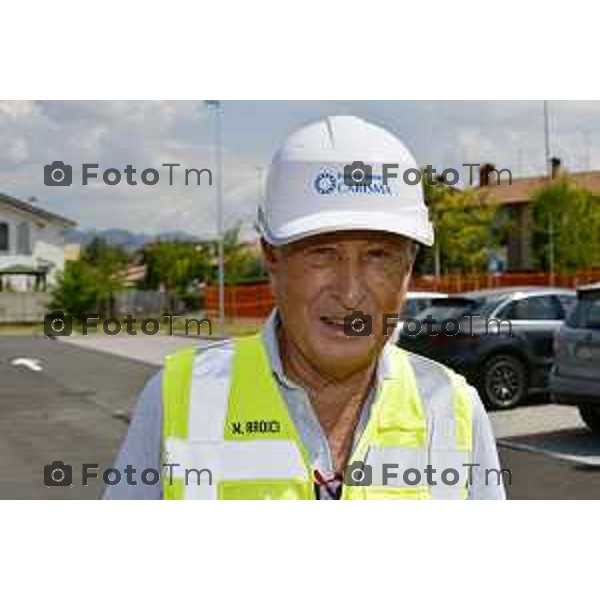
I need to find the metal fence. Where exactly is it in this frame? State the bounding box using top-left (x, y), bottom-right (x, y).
top-left (112, 289), bottom-right (184, 316)
top-left (204, 269), bottom-right (600, 319)
top-left (0, 290), bottom-right (187, 323)
top-left (410, 269), bottom-right (600, 294)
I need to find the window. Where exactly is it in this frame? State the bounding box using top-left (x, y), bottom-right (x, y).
top-left (402, 299), bottom-right (429, 318)
top-left (0, 222), bottom-right (9, 252)
top-left (557, 294), bottom-right (577, 320)
top-left (414, 299), bottom-right (482, 322)
top-left (583, 299), bottom-right (600, 329)
top-left (567, 293), bottom-right (600, 329)
top-left (501, 295), bottom-right (563, 321)
top-left (16, 222), bottom-right (31, 255)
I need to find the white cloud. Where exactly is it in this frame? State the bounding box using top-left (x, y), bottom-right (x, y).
top-left (1, 100), bottom-right (599, 239)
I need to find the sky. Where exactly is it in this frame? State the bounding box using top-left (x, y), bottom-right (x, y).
top-left (1, 100), bottom-right (599, 240)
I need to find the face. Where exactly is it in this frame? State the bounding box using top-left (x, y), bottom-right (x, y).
top-left (262, 230), bottom-right (416, 379)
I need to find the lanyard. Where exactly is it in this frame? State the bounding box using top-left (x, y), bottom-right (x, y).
top-left (313, 469), bottom-right (343, 500)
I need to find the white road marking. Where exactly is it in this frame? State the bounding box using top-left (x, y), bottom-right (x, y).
top-left (497, 438), bottom-right (600, 466)
top-left (10, 358), bottom-right (43, 372)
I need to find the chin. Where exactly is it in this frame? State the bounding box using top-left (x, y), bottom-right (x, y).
top-left (312, 341), bottom-right (376, 373)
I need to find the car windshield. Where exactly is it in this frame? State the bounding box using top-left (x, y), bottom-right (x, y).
top-left (567, 292), bottom-right (600, 329)
top-left (413, 294), bottom-right (507, 322)
top-left (402, 298), bottom-right (431, 318)
top-left (414, 298), bottom-right (483, 321)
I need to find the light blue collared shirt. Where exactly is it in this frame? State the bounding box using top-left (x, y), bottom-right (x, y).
top-left (104, 309), bottom-right (506, 499)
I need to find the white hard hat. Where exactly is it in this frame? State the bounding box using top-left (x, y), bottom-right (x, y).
top-left (258, 115), bottom-right (434, 247)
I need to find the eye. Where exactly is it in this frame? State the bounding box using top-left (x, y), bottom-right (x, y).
top-left (365, 248), bottom-right (390, 260)
top-left (304, 246), bottom-right (339, 266)
top-left (363, 247), bottom-right (406, 270)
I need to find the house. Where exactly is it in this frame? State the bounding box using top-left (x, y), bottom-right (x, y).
top-left (64, 243), bottom-right (81, 262)
top-left (0, 193), bottom-right (76, 291)
top-left (476, 160), bottom-right (600, 270)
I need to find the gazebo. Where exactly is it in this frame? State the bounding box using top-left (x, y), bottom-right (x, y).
top-left (0, 262), bottom-right (51, 292)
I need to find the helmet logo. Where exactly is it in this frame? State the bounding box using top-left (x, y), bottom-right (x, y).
top-left (313, 167), bottom-right (392, 196)
top-left (314, 169), bottom-right (338, 195)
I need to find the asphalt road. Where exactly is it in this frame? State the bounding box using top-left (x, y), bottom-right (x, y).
top-left (1, 335), bottom-right (599, 499)
top-left (0, 336), bottom-right (157, 499)
top-left (500, 446), bottom-right (600, 499)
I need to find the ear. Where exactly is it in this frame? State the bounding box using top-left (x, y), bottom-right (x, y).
top-left (398, 252), bottom-right (415, 300)
top-left (260, 237), bottom-right (281, 275)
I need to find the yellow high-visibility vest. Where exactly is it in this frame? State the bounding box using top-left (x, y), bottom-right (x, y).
top-left (162, 334), bottom-right (473, 500)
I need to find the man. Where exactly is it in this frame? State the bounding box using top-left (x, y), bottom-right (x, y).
top-left (105, 115), bottom-right (506, 500)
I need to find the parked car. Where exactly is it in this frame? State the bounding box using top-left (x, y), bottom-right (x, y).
top-left (402, 291), bottom-right (449, 319)
top-left (396, 287), bottom-right (576, 409)
top-left (550, 283), bottom-right (600, 434)
top-left (390, 291), bottom-right (448, 343)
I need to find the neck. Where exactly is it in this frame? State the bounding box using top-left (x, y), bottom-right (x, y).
top-left (276, 323), bottom-right (379, 472)
top-left (276, 324), bottom-right (377, 414)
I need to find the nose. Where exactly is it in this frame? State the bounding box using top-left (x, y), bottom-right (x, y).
top-left (331, 255), bottom-right (367, 309)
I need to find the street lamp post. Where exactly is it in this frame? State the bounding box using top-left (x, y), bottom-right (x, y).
top-left (544, 100), bottom-right (556, 286)
top-left (205, 100), bottom-right (225, 334)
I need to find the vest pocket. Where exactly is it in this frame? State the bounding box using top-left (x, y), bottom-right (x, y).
top-left (217, 479), bottom-right (313, 500)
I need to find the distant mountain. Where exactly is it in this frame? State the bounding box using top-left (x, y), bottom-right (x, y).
top-left (64, 228), bottom-right (204, 251)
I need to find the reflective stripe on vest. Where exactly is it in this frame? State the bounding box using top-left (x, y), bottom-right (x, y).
top-left (162, 334), bottom-right (473, 500)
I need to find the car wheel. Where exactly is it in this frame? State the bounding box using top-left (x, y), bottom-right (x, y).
top-left (480, 354), bottom-right (527, 410)
top-left (578, 405), bottom-right (600, 435)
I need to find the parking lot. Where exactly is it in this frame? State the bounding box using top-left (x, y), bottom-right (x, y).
top-left (1, 333), bottom-right (599, 499)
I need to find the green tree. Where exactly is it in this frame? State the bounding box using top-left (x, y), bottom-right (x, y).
top-left (436, 188), bottom-right (500, 273)
top-left (50, 237), bottom-right (130, 319)
top-left (84, 237), bottom-right (129, 267)
top-left (200, 223), bottom-right (265, 285)
top-left (83, 237), bottom-right (129, 317)
top-left (219, 223), bottom-right (266, 284)
top-left (530, 176), bottom-right (600, 273)
top-left (142, 240), bottom-right (211, 292)
top-left (49, 260), bottom-right (101, 318)
top-left (415, 174), bottom-right (503, 275)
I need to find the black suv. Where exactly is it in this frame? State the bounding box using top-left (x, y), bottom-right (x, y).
top-left (396, 287), bottom-right (576, 409)
top-left (551, 283), bottom-right (600, 434)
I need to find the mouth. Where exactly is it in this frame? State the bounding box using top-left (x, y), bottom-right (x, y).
top-left (320, 315), bottom-right (346, 325)
top-left (319, 315), bottom-right (346, 333)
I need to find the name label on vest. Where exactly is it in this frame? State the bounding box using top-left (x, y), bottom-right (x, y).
top-left (229, 420), bottom-right (281, 435)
